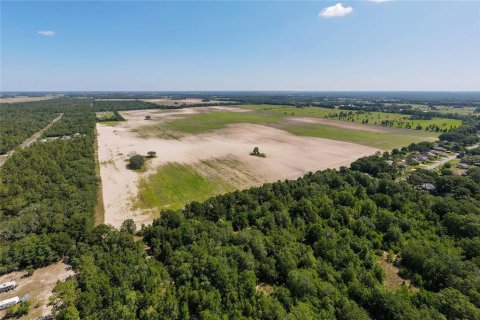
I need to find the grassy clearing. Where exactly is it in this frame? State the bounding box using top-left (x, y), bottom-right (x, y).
top-left (96, 111), bottom-right (115, 119)
top-left (137, 162), bottom-right (234, 211)
top-left (241, 105), bottom-right (462, 131)
top-left (165, 111), bottom-right (282, 135)
top-left (377, 253), bottom-right (417, 292)
top-left (283, 123), bottom-right (438, 150)
top-left (135, 110), bottom-right (283, 138)
top-left (435, 106), bottom-right (477, 115)
top-left (134, 107), bottom-right (439, 149)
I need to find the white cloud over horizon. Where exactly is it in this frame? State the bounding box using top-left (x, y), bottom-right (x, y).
top-left (319, 3), bottom-right (353, 18)
top-left (37, 30), bottom-right (55, 37)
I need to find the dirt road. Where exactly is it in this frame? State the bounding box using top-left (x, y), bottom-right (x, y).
top-left (0, 113), bottom-right (63, 167)
top-left (423, 153), bottom-right (458, 170)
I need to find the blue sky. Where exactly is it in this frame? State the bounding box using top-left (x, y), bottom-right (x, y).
top-left (1, 1), bottom-right (479, 91)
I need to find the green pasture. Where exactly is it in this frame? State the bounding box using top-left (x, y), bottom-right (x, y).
top-left (283, 124), bottom-right (438, 150)
top-left (241, 105), bottom-right (462, 131)
top-left (136, 162), bottom-right (233, 211)
top-left (134, 106), bottom-right (441, 150)
top-left (136, 110), bottom-right (283, 138)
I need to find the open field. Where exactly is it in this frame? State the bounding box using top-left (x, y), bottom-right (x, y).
top-left (136, 161), bottom-right (238, 211)
top-left (97, 107), bottom-right (388, 227)
top-left (242, 104), bottom-right (462, 131)
top-left (97, 98), bottom-right (233, 106)
top-left (95, 111), bottom-right (115, 120)
top-left (0, 95), bottom-right (59, 103)
top-left (390, 103), bottom-right (478, 115)
top-left (136, 106), bottom-right (439, 150)
top-left (0, 261), bottom-right (73, 319)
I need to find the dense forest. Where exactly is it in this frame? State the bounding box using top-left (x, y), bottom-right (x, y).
top-left (0, 101), bottom-right (58, 154)
top-left (50, 115), bottom-right (480, 319)
top-left (1, 97), bottom-right (479, 319)
top-left (0, 101), bottom-right (97, 273)
top-left (52, 153), bottom-right (480, 319)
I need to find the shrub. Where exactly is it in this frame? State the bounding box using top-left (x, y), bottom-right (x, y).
top-left (127, 154), bottom-right (145, 170)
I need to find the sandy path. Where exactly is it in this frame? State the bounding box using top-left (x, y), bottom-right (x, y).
top-left (0, 261), bottom-right (73, 319)
top-left (97, 108), bottom-right (379, 228)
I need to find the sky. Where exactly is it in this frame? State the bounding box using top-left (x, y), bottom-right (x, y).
top-left (1, 0), bottom-right (479, 91)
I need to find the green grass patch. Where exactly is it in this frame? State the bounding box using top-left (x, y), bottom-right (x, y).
top-left (137, 162), bottom-right (234, 210)
top-left (284, 123), bottom-right (439, 150)
top-left (164, 111), bottom-right (283, 134)
top-left (136, 110), bottom-right (283, 138)
top-left (241, 105), bottom-right (462, 132)
top-left (96, 111), bottom-right (115, 119)
top-left (134, 106), bottom-right (441, 150)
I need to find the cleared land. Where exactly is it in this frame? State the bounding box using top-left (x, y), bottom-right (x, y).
top-left (0, 261), bottom-right (73, 319)
top-left (242, 104), bottom-right (462, 131)
top-left (97, 107), bottom-right (388, 227)
top-left (97, 106), bottom-right (442, 228)
top-left (136, 107), bottom-right (439, 150)
top-left (97, 98), bottom-right (233, 106)
top-left (0, 95), bottom-right (58, 103)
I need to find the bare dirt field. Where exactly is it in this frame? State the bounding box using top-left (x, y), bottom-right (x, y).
top-left (0, 261), bottom-right (73, 319)
top-left (0, 95), bottom-right (58, 103)
top-left (97, 108), bottom-right (379, 228)
top-left (96, 98), bottom-right (233, 106)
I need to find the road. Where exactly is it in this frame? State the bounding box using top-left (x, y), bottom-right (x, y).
top-left (422, 153), bottom-right (458, 170)
top-left (0, 113), bottom-right (63, 167)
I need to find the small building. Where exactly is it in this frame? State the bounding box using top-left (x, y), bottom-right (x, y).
top-left (0, 296), bottom-right (19, 310)
top-left (0, 281), bottom-right (16, 293)
top-left (456, 163), bottom-right (470, 170)
top-left (434, 146), bottom-right (448, 152)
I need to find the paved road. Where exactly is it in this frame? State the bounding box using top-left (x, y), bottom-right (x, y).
top-left (0, 113), bottom-right (63, 167)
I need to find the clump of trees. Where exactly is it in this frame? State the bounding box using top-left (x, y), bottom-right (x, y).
top-left (147, 151), bottom-right (157, 158)
top-left (127, 154), bottom-right (145, 170)
top-left (96, 110), bottom-right (125, 122)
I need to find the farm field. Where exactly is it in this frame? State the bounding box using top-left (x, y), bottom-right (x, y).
top-left (137, 106), bottom-right (439, 149)
top-left (97, 106), bottom-right (442, 227)
top-left (0, 95), bottom-right (58, 103)
top-left (242, 104), bottom-right (462, 131)
top-left (97, 97), bottom-right (233, 106)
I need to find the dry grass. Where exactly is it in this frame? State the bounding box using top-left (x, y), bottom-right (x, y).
top-left (377, 252), bottom-right (417, 292)
top-left (0, 261), bottom-right (73, 319)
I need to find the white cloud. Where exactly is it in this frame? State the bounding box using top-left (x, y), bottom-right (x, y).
top-left (37, 30), bottom-right (55, 37)
top-left (319, 3), bottom-right (353, 18)
top-left (368, 0), bottom-right (392, 3)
